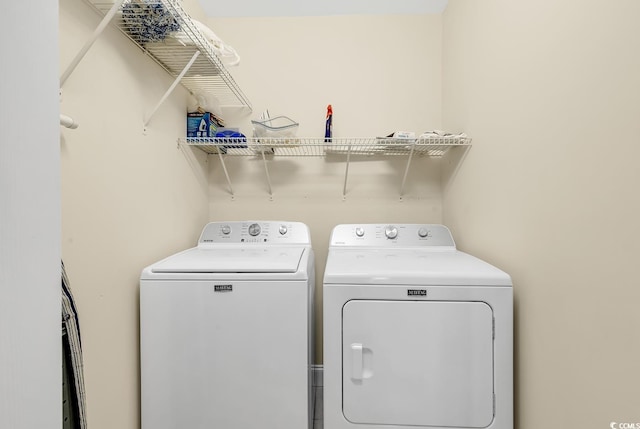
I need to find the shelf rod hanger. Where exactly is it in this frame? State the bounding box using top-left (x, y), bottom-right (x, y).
top-left (60, 114), bottom-right (79, 129)
top-left (261, 150), bottom-right (273, 198)
top-left (399, 143), bottom-right (417, 197)
top-left (342, 144), bottom-right (352, 200)
top-left (60, 0), bottom-right (126, 87)
top-left (144, 51), bottom-right (200, 127)
top-left (216, 149), bottom-right (234, 197)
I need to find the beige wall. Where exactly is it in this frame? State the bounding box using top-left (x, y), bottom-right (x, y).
top-left (208, 14), bottom-right (443, 136)
top-left (205, 14), bottom-right (445, 362)
top-left (442, 1), bottom-right (640, 428)
top-left (59, 0), bottom-right (209, 427)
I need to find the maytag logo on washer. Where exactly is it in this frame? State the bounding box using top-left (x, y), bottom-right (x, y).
top-left (214, 284), bottom-right (233, 292)
top-left (407, 289), bottom-right (427, 297)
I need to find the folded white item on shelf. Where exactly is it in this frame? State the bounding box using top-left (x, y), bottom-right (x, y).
top-left (420, 130), bottom-right (468, 140)
top-left (392, 131), bottom-right (415, 139)
top-left (174, 19), bottom-right (240, 66)
top-left (187, 91), bottom-right (223, 117)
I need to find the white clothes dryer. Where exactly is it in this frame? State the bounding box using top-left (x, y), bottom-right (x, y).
top-left (140, 221), bottom-right (315, 429)
top-left (323, 224), bottom-right (512, 429)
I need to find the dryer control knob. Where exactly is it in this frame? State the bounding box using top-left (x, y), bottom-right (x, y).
top-left (221, 225), bottom-right (232, 235)
top-left (418, 227), bottom-right (430, 238)
top-left (385, 226), bottom-right (398, 239)
top-left (355, 227), bottom-right (365, 237)
top-left (248, 223), bottom-right (261, 236)
top-left (279, 225), bottom-right (288, 235)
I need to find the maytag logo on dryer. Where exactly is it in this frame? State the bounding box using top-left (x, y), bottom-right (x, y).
top-left (214, 284), bottom-right (233, 292)
top-left (407, 289), bottom-right (427, 297)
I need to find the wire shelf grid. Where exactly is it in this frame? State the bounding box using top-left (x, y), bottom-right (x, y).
top-left (86, 0), bottom-right (252, 109)
top-left (183, 137), bottom-right (471, 157)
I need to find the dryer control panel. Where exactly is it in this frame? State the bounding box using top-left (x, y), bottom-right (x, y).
top-left (198, 221), bottom-right (311, 245)
top-left (330, 224), bottom-right (456, 248)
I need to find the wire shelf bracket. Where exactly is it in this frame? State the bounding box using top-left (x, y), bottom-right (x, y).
top-left (342, 144), bottom-right (352, 200)
top-left (60, 0), bottom-right (126, 87)
top-left (144, 50), bottom-right (200, 128)
top-left (216, 149), bottom-right (234, 198)
top-left (399, 143), bottom-right (417, 200)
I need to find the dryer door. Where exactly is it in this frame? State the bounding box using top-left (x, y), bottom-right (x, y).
top-left (342, 300), bottom-right (494, 428)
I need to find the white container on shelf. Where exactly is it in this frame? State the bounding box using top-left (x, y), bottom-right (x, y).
top-left (251, 116), bottom-right (299, 138)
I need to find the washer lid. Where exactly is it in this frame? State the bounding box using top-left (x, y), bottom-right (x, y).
top-left (324, 248), bottom-right (511, 286)
top-left (149, 247), bottom-right (306, 273)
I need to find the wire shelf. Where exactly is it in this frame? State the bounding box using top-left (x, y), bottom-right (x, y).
top-left (182, 137), bottom-right (471, 157)
top-left (86, 0), bottom-right (252, 109)
top-left (182, 136), bottom-right (471, 198)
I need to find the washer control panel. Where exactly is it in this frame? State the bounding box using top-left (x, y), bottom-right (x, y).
top-left (198, 221), bottom-right (311, 245)
top-left (330, 224), bottom-right (456, 248)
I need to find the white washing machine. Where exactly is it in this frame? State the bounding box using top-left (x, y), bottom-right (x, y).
top-left (323, 224), bottom-right (512, 429)
top-left (140, 221), bottom-right (315, 429)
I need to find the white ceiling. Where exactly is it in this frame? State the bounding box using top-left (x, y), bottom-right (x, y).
top-left (197, 0), bottom-right (448, 18)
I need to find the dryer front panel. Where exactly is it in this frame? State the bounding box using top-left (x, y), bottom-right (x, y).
top-left (342, 300), bottom-right (494, 428)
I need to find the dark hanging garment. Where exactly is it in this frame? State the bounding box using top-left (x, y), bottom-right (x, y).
top-left (61, 261), bottom-right (88, 429)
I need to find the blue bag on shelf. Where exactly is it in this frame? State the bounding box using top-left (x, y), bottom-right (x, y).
top-left (216, 128), bottom-right (247, 149)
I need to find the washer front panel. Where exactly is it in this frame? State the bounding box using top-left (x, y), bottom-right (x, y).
top-left (141, 280), bottom-right (310, 429)
top-left (342, 300), bottom-right (494, 428)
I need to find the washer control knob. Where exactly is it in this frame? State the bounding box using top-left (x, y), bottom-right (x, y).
top-left (418, 227), bottom-right (429, 238)
top-left (248, 223), bottom-right (261, 236)
top-left (221, 225), bottom-right (232, 235)
top-left (279, 225), bottom-right (288, 235)
top-left (355, 227), bottom-right (365, 237)
top-left (385, 226), bottom-right (398, 239)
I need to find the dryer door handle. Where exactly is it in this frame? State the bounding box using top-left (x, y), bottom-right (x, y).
top-left (350, 343), bottom-right (363, 381)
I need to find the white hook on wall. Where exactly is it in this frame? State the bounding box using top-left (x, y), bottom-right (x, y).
top-left (60, 114), bottom-right (79, 129)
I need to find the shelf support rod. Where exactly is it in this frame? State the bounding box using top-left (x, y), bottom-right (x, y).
top-left (399, 142), bottom-right (416, 197)
top-left (60, 0), bottom-right (126, 87)
top-left (261, 150), bottom-right (273, 198)
top-left (144, 51), bottom-right (200, 127)
top-left (60, 114), bottom-right (79, 129)
top-left (216, 149), bottom-right (234, 197)
top-left (342, 144), bottom-right (352, 199)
